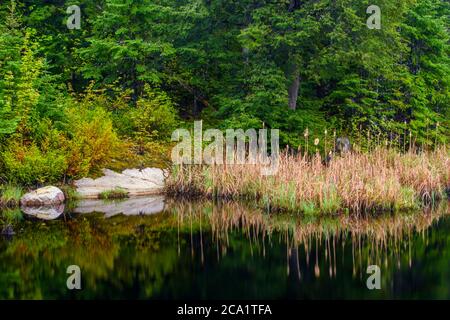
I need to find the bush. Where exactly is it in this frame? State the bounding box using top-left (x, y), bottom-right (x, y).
top-left (126, 85), bottom-right (179, 142)
top-left (64, 97), bottom-right (123, 178)
top-left (1, 142), bottom-right (67, 185)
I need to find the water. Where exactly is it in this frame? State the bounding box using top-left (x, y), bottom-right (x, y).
top-left (0, 198), bottom-right (449, 299)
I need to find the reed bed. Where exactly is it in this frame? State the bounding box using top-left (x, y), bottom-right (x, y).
top-left (166, 146), bottom-right (449, 214)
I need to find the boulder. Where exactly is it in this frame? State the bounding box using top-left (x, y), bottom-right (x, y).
top-left (335, 137), bottom-right (351, 154)
top-left (20, 186), bottom-right (65, 207)
top-left (74, 168), bottom-right (166, 199)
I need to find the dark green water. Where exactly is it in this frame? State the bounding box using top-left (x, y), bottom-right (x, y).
top-left (0, 198), bottom-right (449, 299)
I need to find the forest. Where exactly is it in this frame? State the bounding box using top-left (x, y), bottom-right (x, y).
top-left (0, 0), bottom-right (449, 187)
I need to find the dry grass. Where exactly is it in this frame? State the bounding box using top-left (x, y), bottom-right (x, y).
top-left (166, 146), bottom-right (449, 214)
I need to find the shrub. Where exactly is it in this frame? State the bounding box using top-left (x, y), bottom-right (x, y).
top-left (127, 85), bottom-right (179, 142)
top-left (64, 100), bottom-right (123, 178)
top-left (1, 142), bottom-right (67, 185)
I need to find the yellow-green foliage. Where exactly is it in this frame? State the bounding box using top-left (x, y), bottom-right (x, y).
top-left (0, 185), bottom-right (23, 207)
top-left (1, 142), bottom-right (67, 185)
top-left (0, 88), bottom-right (125, 184)
top-left (0, 31), bottom-right (43, 137)
top-left (128, 85), bottom-right (179, 142)
top-left (64, 93), bottom-right (123, 178)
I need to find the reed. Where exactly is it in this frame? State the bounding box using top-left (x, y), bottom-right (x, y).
top-left (166, 146), bottom-right (449, 214)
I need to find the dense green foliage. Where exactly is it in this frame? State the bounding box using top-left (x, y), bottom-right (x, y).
top-left (0, 0), bottom-right (448, 185)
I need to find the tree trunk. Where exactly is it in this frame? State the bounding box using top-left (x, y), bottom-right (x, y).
top-left (287, 0), bottom-right (301, 110)
top-left (288, 68), bottom-right (300, 110)
top-left (193, 94), bottom-right (200, 118)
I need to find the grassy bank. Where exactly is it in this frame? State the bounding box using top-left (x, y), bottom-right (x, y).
top-left (0, 184), bottom-right (81, 210)
top-left (166, 147), bottom-right (449, 214)
top-left (0, 185), bottom-right (23, 208)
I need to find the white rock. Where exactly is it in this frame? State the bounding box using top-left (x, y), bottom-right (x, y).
top-left (122, 168), bottom-right (166, 186)
top-left (20, 186), bottom-right (65, 207)
top-left (74, 168), bottom-right (166, 199)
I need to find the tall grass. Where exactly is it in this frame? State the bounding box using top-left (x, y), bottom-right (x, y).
top-left (166, 146), bottom-right (449, 214)
top-left (0, 185), bottom-right (23, 208)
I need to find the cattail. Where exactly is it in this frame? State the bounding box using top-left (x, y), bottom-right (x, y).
top-left (166, 144), bottom-right (447, 214)
top-left (304, 128), bottom-right (309, 138)
top-left (435, 122), bottom-right (440, 148)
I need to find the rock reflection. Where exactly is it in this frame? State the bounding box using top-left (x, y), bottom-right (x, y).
top-left (21, 203), bottom-right (65, 220)
top-left (74, 196), bottom-right (165, 217)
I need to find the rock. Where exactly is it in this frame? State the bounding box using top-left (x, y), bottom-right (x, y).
top-left (1, 224), bottom-right (15, 236)
top-left (21, 204), bottom-right (65, 220)
top-left (335, 137), bottom-right (351, 154)
top-left (74, 168), bottom-right (166, 199)
top-left (74, 195), bottom-right (165, 217)
top-left (20, 186), bottom-right (65, 207)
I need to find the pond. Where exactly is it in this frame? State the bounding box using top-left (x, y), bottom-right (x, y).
top-left (0, 197), bottom-right (449, 299)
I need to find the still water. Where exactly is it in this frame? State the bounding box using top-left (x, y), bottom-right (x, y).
top-left (0, 197), bottom-right (449, 299)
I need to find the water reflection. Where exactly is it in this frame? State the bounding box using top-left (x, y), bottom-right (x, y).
top-left (74, 196), bottom-right (166, 217)
top-left (21, 203), bottom-right (65, 220)
top-left (0, 198), bottom-right (448, 299)
top-left (170, 200), bottom-right (449, 283)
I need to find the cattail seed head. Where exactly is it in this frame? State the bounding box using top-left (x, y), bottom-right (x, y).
top-left (304, 128), bottom-right (309, 138)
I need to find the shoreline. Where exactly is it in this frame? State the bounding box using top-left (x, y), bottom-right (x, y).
top-left (2, 147), bottom-right (449, 217)
top-left (1, 183), bottom-right (448, 216)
